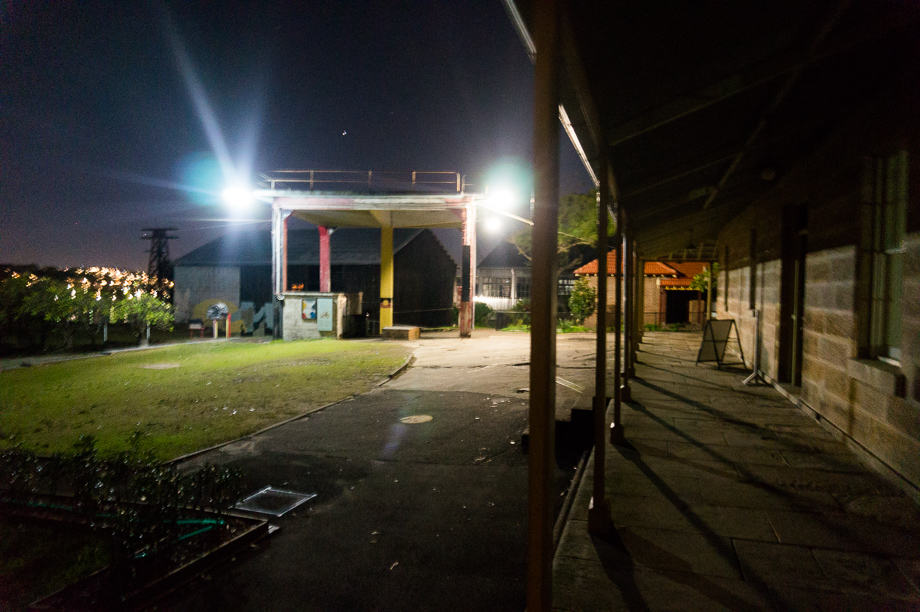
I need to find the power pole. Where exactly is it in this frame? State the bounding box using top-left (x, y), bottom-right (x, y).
top-left (141, 227), bottom-right (178, 287)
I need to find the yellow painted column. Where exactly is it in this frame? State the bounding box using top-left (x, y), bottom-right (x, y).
top-left (379, 226), bottom-right (394, 329)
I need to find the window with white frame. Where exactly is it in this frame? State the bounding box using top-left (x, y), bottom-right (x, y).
top-left (863, 151), bottom-right (907, 363)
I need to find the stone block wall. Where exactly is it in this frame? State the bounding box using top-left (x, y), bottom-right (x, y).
top-left (173, 266), bottom-right (241, 322)
top-left (717, 230), bottom-right (920, 495)
top-left (800, 246), bottom-right (858, 426)
top-left (716, 260), bottom-right (781, 379)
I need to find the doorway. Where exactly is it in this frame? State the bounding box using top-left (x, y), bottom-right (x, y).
top-left (665, 290), bottom-right (692, 324)
top-left (779, 204), bottom-right (807, 385)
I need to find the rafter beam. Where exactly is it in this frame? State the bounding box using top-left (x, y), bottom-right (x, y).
top-left (607, 8), bottom-right (911, 149)
top-left (702, 0), bottom-right (852, 210)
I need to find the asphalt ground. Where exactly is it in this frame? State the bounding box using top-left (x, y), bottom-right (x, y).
top-left (154, 331), bottom-right (591, 611)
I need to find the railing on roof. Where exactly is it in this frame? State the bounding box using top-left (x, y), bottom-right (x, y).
top-left (260, 170), bottom-right (477, 194)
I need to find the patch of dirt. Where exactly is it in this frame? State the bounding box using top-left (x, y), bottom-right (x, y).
top-left (141, 363), bottom-right (181, 370)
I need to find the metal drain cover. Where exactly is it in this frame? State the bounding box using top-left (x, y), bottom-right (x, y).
top-left (234, 486), bottom-right (317, 516)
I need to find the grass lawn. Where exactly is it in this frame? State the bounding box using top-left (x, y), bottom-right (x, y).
top-left (0, 518), bottom-right (110, 609)
top-left (0, 339), bottom-right (411, 460)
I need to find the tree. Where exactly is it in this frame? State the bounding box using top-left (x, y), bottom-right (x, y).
top-left (110, 292), bottom-right (174, 345)
top-left (567, 277), bottom-right (597, 324)
top-left (510, 190), bottom-right (614, 275)
top-left (690, 263), bottom-right (720, 295)
top-left (18, 277), bottom-right (99, 349)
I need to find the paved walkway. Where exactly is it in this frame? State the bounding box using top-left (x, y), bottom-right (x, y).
top-left (554, 332), bottom-right (920, 610)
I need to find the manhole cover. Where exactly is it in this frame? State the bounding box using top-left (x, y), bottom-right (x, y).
top-left (399, 415), bottom-right (433, 424)
top-left (234, 486), bottom-right (317, 516)
top-left (142, 363), bottom-right (180, 369)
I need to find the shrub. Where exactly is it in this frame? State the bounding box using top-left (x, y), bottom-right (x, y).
top-left (474, 302), bottom-right (492, 326)
top-left (0, 434), bottom-right (242, 589)
top-left (567, 278), bottom-right (596, 324)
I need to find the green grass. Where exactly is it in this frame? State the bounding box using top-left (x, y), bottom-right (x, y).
top-left (0, 518), bottom-right (110, 610)
top-left (497, 321), bottom-right (590, 333)
top-left (0, 339), bottom-right (411, 460)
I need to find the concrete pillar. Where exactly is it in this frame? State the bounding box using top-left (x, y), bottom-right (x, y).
top-left (319, 226), bottom-right (331, 293)
top-left (528, 0), bottom-right (559, 607)
top-left (380, 226), bottom-right (394, 329)
top-left (271, 206), bottom-right (290, 340)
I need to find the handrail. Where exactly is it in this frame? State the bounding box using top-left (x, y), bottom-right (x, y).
top-left (260, 169), bottom-right (472, 193)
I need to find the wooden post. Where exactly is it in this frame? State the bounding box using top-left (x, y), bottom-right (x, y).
top-left (623, 232), bottom-right (634, 392)
top-left (459, 205), bottom-right (476, 337)
top-left (611, 208), bottom-right (625, 444)
top-left (705, 261), bottom-right (713, 322)
top-left (528, 0), bottom-right (559, 608)
top-left (589, 168), bottom-right (612, 536)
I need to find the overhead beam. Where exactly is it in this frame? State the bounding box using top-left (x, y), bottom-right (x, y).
top-left (607, 6), bottom-right (910, 149)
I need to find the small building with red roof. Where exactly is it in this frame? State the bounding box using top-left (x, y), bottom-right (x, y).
top-left (573, 251), bottom-right (712, 328)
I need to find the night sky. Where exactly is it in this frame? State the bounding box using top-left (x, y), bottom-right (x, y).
top-left (1, 1), bottom-right (593, 270)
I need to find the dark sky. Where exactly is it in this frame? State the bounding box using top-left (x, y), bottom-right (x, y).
top-left (1, 1), bottom-right (593, 270)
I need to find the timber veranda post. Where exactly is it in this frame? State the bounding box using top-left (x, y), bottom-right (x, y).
top-left (589, 165), bottom-right (613, 535)
top-left (611, 207), bottom-right (625, 444)
top-left (527, 0), bottom-right (560, 609)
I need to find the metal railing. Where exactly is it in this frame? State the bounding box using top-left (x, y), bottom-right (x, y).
top-left (260, 170), bottom-right (474, 193)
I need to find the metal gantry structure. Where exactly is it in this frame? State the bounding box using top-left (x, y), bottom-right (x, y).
top-left (256, 171), bottom-right (482, 339)
top-left (141, 227), bottom-right (178, 282)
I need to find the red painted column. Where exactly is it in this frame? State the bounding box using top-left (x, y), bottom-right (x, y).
top-left (319, 226), bottom-right (331, 292)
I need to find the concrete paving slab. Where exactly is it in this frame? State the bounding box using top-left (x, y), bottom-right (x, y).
top-left (615, 526), bottom-right (742, 579)
top-left (553, 332), bottom-right (920, 610)
top-left (740, 464), bottom-right (895, 497)
top-left (811, 548), bottom-right (919, 599)
top-left (732, 539), bottom-right (827, 587)
top-left (767, 509), bottom-right (920, 556)
top-left (668, 441), bottom-right (789, 466)
top-left (780, 448), bottom-right (866, 471)
top-left (554, 557), bottom-right (770, 612)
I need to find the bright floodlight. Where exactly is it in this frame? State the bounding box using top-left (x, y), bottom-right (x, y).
top-left (222, 184), bottom-right (254, 209)
top-left (486, 186), bottom-right (516, 210)
top-left (484, 215), bottom-right (503, 233)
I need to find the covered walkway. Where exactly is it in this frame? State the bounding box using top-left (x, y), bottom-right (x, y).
top-left (554, 332), bottom-right (920, 610)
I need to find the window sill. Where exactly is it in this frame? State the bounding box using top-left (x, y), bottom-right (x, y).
top-left (847, 358), bottom-right (906, 397)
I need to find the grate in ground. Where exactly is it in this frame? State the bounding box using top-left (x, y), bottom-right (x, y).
top-left (234, 486), bottom-right (317, 517)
